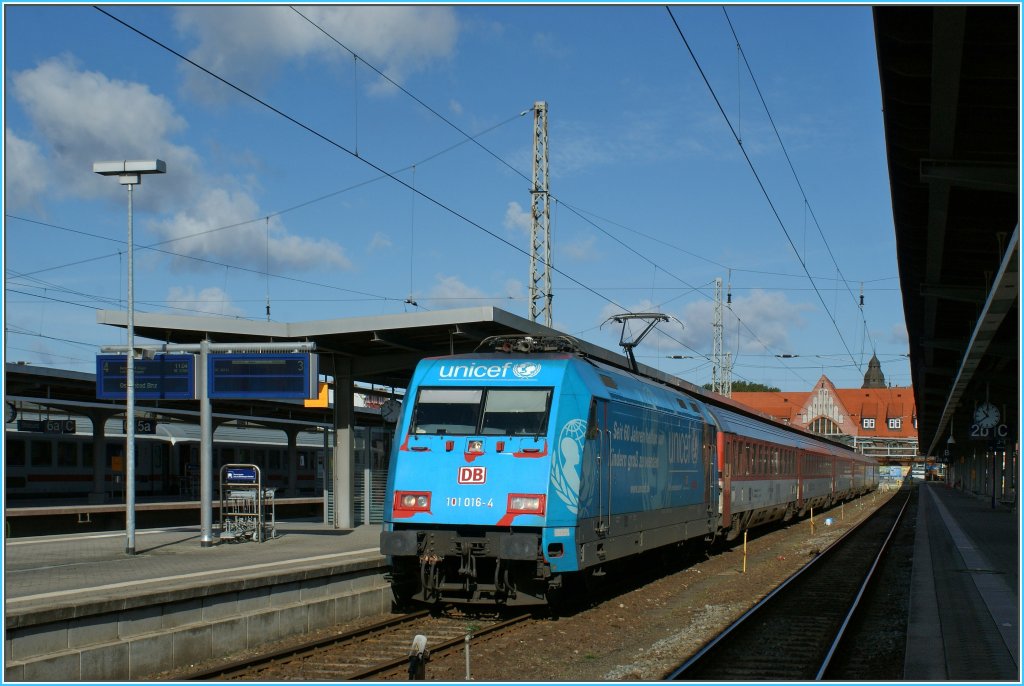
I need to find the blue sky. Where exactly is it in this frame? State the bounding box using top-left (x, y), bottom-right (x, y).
top-left (4, 4), bottom-right (909, 392)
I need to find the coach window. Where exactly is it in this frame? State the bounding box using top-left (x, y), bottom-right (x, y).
top-left (82, 442), bottom-right (94, 468)
top-left (6, 438), bottom-right (25, 466)
top-left (58, 441), bottom-right (77, 467)
top-left (413, 388), bottom-right (483, 435)
top-left (31, 440), bottom-right (53, 467)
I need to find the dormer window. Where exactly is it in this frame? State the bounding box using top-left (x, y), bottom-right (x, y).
top-left (862, 418), bottom-right (875, 429)
top-left (888, 418), bottom-right (902, 430)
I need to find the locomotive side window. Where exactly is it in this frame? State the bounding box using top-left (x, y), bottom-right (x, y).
top-left (480, 389), bottom-right (551, 436)
top-left (413, 389), bottom-right (483, 435)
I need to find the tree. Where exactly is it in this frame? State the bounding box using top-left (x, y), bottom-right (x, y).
top-left (702, 380), bottom-right (781, 393)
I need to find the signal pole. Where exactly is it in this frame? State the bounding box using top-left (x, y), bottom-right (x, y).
top-left (530, 101), bottom-right (552, 327)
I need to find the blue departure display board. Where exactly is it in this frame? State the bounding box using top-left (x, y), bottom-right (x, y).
top-left (207, 353), bottom-right (317, 399)
top-left (96, 354), bottom-right (196, 400)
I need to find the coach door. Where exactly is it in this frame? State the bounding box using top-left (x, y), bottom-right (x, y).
top-left (590, 399), bottom-right (612, 535)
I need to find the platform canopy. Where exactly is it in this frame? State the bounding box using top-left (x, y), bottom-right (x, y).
top-left (95, 306), bottom-right (649, 391)
top-left (874, 6), bottom-right (1019, 456)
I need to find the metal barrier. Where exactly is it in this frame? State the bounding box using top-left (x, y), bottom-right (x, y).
top-left (218, 463), bottom-right (276, 542)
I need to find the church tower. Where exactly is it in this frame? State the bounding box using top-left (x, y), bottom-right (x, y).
top-left (862, 353), bottom-right (886, 388)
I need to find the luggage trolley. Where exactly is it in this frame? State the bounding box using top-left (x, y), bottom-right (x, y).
top-left (219, 464), bottom-right (276, 542)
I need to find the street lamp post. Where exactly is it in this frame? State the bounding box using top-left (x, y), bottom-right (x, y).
top-left (93, 160), bottom-right (166, 555)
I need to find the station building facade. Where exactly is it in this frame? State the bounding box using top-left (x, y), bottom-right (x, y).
top-left (731, 355), bottom-right (920, 464)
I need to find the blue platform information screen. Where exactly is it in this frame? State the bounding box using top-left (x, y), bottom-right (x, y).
top-left (225, 467), bottom-right (258, 483)
top-left (208, 353), bottom-right (317, 399)
top-left (96, 354), bottom-right (196, 400)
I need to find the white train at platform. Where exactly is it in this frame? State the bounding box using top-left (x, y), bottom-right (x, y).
top-left (3, 418), bottom-right (335, 501)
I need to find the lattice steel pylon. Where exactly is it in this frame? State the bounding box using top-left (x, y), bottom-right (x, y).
top-left (529, 101), bottom-right (552, 327)
top-left (712, 277), bottom-right (724, 394)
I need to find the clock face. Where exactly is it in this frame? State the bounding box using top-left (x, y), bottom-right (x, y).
top-left (381, 399), bottom-right (402, 423)
top-left (974, 402), bottom-right (1001, 429)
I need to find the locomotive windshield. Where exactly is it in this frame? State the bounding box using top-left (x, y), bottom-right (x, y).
top-left (411, 387), bottom-right (552, 436)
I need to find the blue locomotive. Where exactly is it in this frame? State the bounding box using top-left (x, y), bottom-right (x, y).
top-left (380, 335), bottom-right (877, 606)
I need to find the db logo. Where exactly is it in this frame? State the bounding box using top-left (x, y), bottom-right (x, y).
top-left (458, 466), bottom-right (487, 484)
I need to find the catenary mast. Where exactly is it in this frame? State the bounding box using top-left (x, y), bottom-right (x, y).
top-left (530, 101), bottom-right (552, 327)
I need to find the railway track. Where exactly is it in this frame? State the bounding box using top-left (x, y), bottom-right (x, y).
top-left (185, 609), bottom-right (532, 680)
top-left (664, 490), bottom-right (912, 681)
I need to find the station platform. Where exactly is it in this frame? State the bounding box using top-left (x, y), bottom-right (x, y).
top-left (5, 519), bottom-right (384, 618)
top-left (905, 482), bottom-right (1020, 681)
top-left (4, 520), bottom-right (389, 680)
top-left (3, 484), bottom-right (1020, 680)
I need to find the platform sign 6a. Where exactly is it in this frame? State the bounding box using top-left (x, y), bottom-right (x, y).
top-left (207, 353), bottom-right (317, 399)
top-left (96, 354), bottom-right (196, 400)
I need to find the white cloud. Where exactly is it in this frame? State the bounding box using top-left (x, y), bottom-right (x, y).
top-left (10, 56), bottom-right (197, 207)
top-left (4, 129), bottom-right (48, 210)
top-left (681, 289), bottom-right (812, 354)
top-left (367, 231), bottom-right (393, 252)
top-left (449, 100), bottom-right (464, 116)
top-left (887, 321), bottom-right (908, 347)
top-left (9, 57), bottom-right (352, 273)
top-left (174, 6), bottom-right (459, 101)
top-left (151, 188), bottom-right (352, 271)
top-left (425, 273), bottom-right (519, 309)
top-left (166, 285), bottom-right (245, 318)
top-left (560, 234), bottom-right (598, 262)
top-left (503, 201), bottom-right (531, 234)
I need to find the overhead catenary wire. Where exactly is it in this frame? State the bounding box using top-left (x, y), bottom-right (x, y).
top-left (79, 7), bottom-right (867, 390)
top-left (93, 6), bottom-right (633, 321)
top-left (722, 8), bottom-right (874, 336)
top-left (665, 6), bottom-right (863, 376)
top-left (291, 6), bottom-right (762, 322)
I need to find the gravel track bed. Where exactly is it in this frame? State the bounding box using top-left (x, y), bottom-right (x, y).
top-left (157, 488), bottom-right (907, 681)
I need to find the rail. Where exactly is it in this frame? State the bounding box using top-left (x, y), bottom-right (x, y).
top-left (664, 490), bottom-right (911, 681)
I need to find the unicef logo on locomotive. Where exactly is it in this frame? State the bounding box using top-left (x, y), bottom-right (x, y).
top-left (512, 362), bottom-right (541, 379)
top-left (437, 361), bottom-right (543, 380)
top-left (552, 418), bottom-right (585, 515)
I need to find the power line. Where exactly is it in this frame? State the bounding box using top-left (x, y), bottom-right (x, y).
top-left (721, 7), bottom-right (878, 358)
top-left (665, 6), bottom-right (862, 376)
top-left (93, 6), bottom-right (632, 320)
top-left (6, 215), bottom-right (396, 303)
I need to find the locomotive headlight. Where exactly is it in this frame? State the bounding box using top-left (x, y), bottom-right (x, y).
top-left (467, 439), bottom-right (484, 453)
top-left (507, 494), bottom-right (546, 514)
top-left (395, 491), bottom-right (431, 512)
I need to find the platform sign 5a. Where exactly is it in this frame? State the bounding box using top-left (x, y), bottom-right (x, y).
top-left (207, 353), bottom-right (317, 399)
top-left (96, 354), bottom-right (196, 400)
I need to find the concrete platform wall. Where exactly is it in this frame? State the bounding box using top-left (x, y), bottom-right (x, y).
top-left (5, 562), bottom-right (392, 681)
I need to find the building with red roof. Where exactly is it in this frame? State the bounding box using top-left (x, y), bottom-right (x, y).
top-left (731, 354), bottom-right (919, 464)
